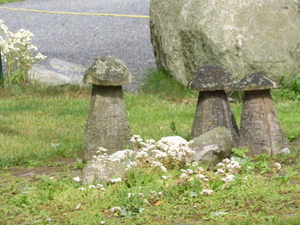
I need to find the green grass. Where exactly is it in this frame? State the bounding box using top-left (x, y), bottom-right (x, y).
top-left (0, 152), bottom-right (299, 225)
top-left (0, 85), bottom-right (91, 167)
top-left (0, 69), bottom-right (299, 224)
top-left (0, 71), bottom-right (299, 167)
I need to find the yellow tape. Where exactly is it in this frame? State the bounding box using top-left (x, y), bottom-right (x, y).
top-left (0, 6), bottom-right (150, 18)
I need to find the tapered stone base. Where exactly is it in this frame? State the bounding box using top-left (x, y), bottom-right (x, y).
top-left (239, 90), bottom-right (287, 155)
top-left (82, 85), bottom-right (132, 162)
top-left (191, 90), bottom-right (239, 147)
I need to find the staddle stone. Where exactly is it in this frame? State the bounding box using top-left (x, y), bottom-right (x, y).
top-left (188, 65), bottom-right (239, 147)
top-left (82, 56), bottom-right (132, 162)
top-left (235, 73), bottom-right (287, 155)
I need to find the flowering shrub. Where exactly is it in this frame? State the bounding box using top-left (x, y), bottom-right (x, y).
top-left (91, 135), bottom-right (241, 196)
top-left (93, 135), bottom-right (195, 172)
top-left (0, 20), bottom-right (46, 86)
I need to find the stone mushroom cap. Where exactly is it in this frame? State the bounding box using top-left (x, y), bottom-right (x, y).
top-left (187, 65), bottom-right (233, 91)
top-left (83, 56), bottom-right (132, 86)
top-left (234, 73), bottom-right (281, 91)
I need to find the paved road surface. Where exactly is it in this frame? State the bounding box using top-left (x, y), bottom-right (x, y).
top-left (0, 0), bottom-right (155, 83)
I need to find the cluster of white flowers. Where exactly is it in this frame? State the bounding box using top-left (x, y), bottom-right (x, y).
top-left (0, 20), bottom-right (46, 85)
top-left (91, 135), bottom-right (195, 172)
top-left (215, 158), bottom-right (240, 174)
top-left (110, 177), bottom-right (122, 183)
top-left (178, 158), bottom-right (241, 195)
top-left (77, 183), bottom-right (106, 191)
top-left (73, 176), bottom-right (81, 182)
top-left (72, 176), bottom-right (106, 191)
top-left (128, 135), bottom-right (195, 172)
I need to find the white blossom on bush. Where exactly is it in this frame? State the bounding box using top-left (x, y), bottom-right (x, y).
top-left (0, 20), bottom-right (47, 85)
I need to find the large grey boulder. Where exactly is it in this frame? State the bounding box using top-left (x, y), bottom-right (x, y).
top-left (189, 127), bottom-right (233, 168)
top-left (150, 0), bottom-right (300, 85)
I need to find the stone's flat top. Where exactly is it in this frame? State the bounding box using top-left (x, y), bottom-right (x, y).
top-left (234, 73), bottom-right (281, 91)
top-left (187, 65), bottom-right (233, 91)
top-left (83, 56), bottom-right (132, 86)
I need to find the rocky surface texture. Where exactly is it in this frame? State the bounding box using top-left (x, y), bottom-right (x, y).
top-left (150, 0), bottom-right (300, 85)
top-left (27, 58), bottom-right (86, 86)
top-left (82, 157), bottom-right (126, 184)
top-left (189, 127), bottom-right (233, 168)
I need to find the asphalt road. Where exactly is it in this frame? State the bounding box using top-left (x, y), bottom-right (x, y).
top-left (0, 0), bottom-right (156, 81)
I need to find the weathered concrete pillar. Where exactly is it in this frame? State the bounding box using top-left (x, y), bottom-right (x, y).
top-left (82, 56), bottom-right (132, 162)
top-left (187, 65), bottom-right (239, 147)
top-left (235, 73), bottom-right (288, 155)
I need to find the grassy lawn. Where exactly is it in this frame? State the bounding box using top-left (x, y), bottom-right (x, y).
top-left (0, 79), bottom-right (299, 224)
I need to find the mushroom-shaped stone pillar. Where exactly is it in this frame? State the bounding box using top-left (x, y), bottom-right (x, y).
top-left (235, 73), bottom-right (288, 156)
top-left (187, 65), bottom-right (239, 146)
top-left (82, 56), bottom-right (132, 162)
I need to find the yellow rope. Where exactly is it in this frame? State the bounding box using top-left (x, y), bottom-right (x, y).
top-left (0, 6), bottom-right (150, 18)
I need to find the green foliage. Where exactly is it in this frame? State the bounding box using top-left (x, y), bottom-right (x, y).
top-left (125, 92), bottom-right (195, 141)
top-left (231, 148), bottom-right (249, 157)
top-left (272, 74), bottom-right (300, 101)
top-left (275, 100), bottom-right (300, 142)
top-left (74, 158), bottom-right (85, 170)
top-left (169, 120), bottom-right (177, 134)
